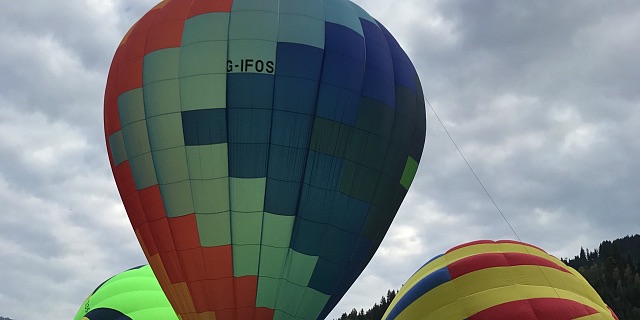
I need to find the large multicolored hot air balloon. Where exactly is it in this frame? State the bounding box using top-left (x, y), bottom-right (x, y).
top-left (74, 265), bottom-right (178, 320)
top-left (382, 240), bottom-right (619, 320)
top-left (104, 0), bottom-right (426, 319)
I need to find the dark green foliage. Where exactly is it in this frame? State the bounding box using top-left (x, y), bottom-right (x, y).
top-left (562, 234), bottom-right (640, 320)
top-left (334, 290), bottom-right (396, 320)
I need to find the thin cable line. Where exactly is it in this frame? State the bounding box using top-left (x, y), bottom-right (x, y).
top-left (425, 97), bottom-right (521, 241)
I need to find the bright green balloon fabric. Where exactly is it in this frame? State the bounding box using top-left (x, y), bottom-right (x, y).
top-left (74, 265), bottom-right (178, 320)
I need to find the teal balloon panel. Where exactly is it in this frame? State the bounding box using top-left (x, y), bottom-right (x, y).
top-left (104, 0), bottom-right (426, 319)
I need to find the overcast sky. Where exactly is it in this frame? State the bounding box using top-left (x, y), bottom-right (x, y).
top-left (1, 1), bottom-right (639, 319)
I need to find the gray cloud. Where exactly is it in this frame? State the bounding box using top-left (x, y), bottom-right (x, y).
top-left (0, 1), bottom-right (638, 319)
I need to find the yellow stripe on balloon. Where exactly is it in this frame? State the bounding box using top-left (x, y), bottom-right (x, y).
top-left (393, 265), bottom-right (613, 320)
top-left (388, 241), bottom-right (564, 315)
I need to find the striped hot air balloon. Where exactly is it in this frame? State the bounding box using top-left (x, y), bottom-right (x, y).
top-left (104, 0), bottom-right (426, 319)
top-left (383, 240), bottom-right (619, 320)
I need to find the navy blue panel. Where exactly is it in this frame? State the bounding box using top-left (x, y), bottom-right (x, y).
top-left (227, 73), bottom-right (274, 109)
top-left (361, 19), bottom-right (393, 74)
top-left (182, 109), bottom-right (227, 146)
top-left (228, 143), bottom-right (268, 178)
top-left (362, 65), bottom-right (395, 108)
top-left (271, 111), bottom-right (313, 148)
top-left (298, 186), bottom-right (369, 233)
top-left (318, 236), bottom-right (374, 320)
top-left (273, 76), bottom-right (319, 114)
top-left (385, 267), bottom-right (452, 320)
top-left (267, 144), bottom-right (307, 181)
top-left (360, 19), bottom-right (395, 108)
top-left (308, 257), bottom-right (343, 295)
top-left (325, 22), bottom-right (365, 59)
top-left (321, 51), bottom-right (365, 93)
top-left (298, 185), bottom-right (331, 223)
top-left (319, 227), bottom-right (359, 264)
top-left (378, 21), bottom-right (417, 90)
top-left (275, 42), bottom-right (324, 80)
top-left (227, 109), bottom-right (271, 144)
top-left (84, 308), bottom-right (132, 320)
top-left (329, 193), bottom-right (369, 234)
top-left (264, 178), bottom-right (299, 216)
top-left (315, 84), bottom-right (360, 125)
top-left (303, 151), bottom-right (343, 189)
top-left (290, 217), bottom-right (327, 255)
top-left (409, 80), bottom-right (427, 161)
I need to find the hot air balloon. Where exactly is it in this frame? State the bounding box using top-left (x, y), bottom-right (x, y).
top-left (104, 0), bottom-right (425, 319)
top-left (74, 265), bottom-right (178, 320)
top-left (382, 240), bottom-right (619, 320)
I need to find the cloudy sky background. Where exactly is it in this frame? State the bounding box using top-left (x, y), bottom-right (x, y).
top-left (1, 0), bottom-right (639, 319)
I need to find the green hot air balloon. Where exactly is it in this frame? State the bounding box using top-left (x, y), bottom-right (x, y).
top-left (74, 265), bottom-right (178, 320)
top-left (104, 0), bottom-right (426, 319)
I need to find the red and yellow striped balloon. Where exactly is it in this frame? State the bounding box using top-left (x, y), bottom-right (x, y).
top-left (383, 240), bottom-right (619, 320)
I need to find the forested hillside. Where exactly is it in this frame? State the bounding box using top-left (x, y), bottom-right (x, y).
top-left (335, 234), bottom-right (640, 320)
top-left (562, 234), bottom-right (640, 319)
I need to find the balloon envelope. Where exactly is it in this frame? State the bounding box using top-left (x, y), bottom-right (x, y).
top-left (382, 240), bottom-right (619, 320)
top-left (74, 265), bottom-right (178, 320)
top-left (104, 0), bottom-right (426, 319)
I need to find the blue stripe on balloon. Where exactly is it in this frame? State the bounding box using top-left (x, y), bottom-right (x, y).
top-left (386, 267), bottom-right (452, 320)
top-left (378, 22), bottom-right (417, 91)
top-left (360, 18), bottom-right (395, 109)
top-left (275, 42), bottom-right (324, 80)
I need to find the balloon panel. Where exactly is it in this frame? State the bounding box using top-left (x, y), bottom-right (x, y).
top-left (74, 265), bottom-right (178, 320)
top-left (383, 240), bottom-right (619, 320)
top-left (105, 0), bottom-right (426, 319)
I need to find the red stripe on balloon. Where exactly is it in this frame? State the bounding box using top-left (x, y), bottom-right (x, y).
top-left (496, 239), bottom-right (547, 253)
top-left (157, 0), bottom-right (192, 21)
top-left (448, 252), bottom-right (570, 279)
top-left (188, 0), bottom-right (234, 18)
top-left (136, 223), bottom-right (158, 256)
top-left (149, 217), bottom-right (176, 253)
top-left (112, 162), bottom-right (145, 228)
top-left (116, 57), bottom-right (143, 96)
top-left (144, 19), bottom-right (185, 53)
top-left (138, 185), bottom-right (167, 222)
top-left (177, 247), bottom-right (207, 282)
top-left (256, 307), bottom-right (275, 320)
top-left (168, 214), bottom-right (201, 250)
top-left (234, 276), bottom-right (258, 308)
top-left (159, 250), bottom-right (185, 283)
top-left (202, 245), bottom-right (234, 279)
top-left (207, 277), bottom-right (235, 311)
top-left (446, 240), bottom-right (495, 253)
top-left (468, 298), bottom-right (599, 320)
top-left (104, 47), bottom-right (123, 136)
